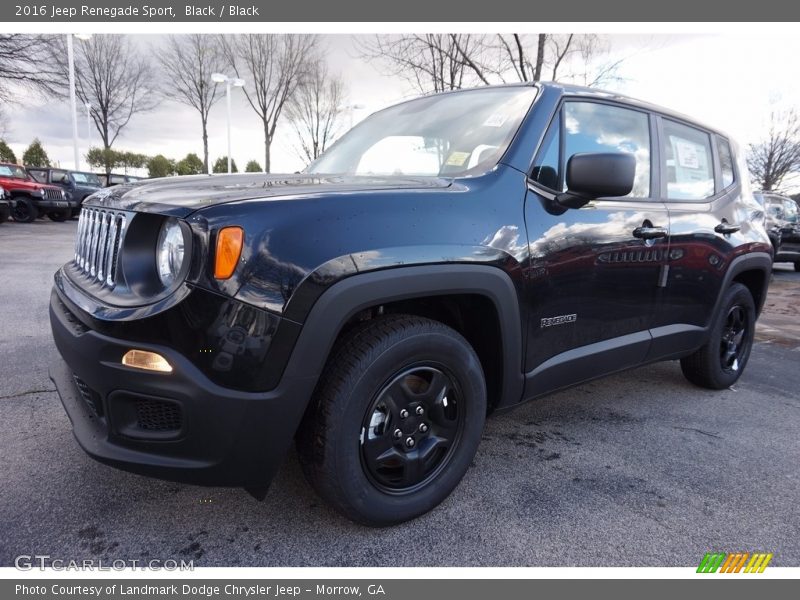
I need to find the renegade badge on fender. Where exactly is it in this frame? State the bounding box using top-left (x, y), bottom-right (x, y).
top-left (49, 83), bottom-right (772, 526)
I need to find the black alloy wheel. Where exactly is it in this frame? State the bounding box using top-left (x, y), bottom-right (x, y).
top-left (11, 197), bottom-right (38, 223)
top-left (360, 365), bottom-right (464, 494)
top-left (719, 305), bottom-right (750, 374)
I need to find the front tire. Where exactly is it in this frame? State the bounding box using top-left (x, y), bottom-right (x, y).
top-left (11, 197), bottom-right (38, 223)
top-left (297, 314), bottom-right (486, 526)
top-left (680, 283), bottom-right (755, 389)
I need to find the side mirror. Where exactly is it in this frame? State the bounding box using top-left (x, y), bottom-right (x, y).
top-left (555, 152), bottom-right (636, 209)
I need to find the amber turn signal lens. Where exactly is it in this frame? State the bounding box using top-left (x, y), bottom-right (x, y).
top-left (215, 226), bottom-right (244, 279)
top-left (121, 349), bottom-right (173, 373)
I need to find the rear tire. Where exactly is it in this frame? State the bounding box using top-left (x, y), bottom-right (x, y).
top-left (10, 197), bottom-right (38, 223)
top-left (680, 283), bottom-right (755, 389)
top-left (297, 314), bottom-right (486, 526)
top-left (47, 210), bottom-right (70, 222)
top-left (794, 262), bottom-right (800, 272)
top-left (0, 205), bottom-right (9, 224)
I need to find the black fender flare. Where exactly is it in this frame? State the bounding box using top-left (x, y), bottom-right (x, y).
top-left (280, 264), bottom-right (525, 409)
top-left (710, 252), bottom-right (772, 323)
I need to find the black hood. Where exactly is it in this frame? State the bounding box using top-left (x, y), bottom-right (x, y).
top-left (83, 173), bottom-right (452, 217)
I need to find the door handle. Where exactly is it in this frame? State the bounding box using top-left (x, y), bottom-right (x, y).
top-left (714, 221), bottom-right (741, 234)
top-left (632, 226), bottom-right (668, 240)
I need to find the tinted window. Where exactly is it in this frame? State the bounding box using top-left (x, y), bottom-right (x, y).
top-left (531, 115), bottom-right (560, 190)
top-left (783, 199), bottom-right (798, 223)
top-left (50, 170), bottom-right (68, 184)
top-left (662, 120), bottom-right (714, 200)
top-left (563, 102), bottom-right (651, 198)
top-left (717, 137), bottom-right (735, 189)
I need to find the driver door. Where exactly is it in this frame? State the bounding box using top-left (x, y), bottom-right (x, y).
top-left (523, 99), bottom-right (670, 398)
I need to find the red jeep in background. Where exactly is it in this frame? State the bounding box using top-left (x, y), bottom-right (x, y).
top-left (0, 162), bottom-right (73, 222)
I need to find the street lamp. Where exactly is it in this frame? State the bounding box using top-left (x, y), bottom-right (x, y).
top-left (66, 33), bottom-right (91, 170)
top-left (211, 73), bottom-right (245, 174)
top-left (85, 103), bottom-right (92, 153)
top-left (338, 103), bottom-right (366, 130)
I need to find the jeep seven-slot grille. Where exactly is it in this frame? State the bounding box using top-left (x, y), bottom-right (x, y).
top-left (74, 207), bottom-right (127, 287)
top-left (43, 188), bottom-right (62, 201)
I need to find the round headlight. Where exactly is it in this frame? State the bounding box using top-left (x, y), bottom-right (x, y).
top-left (156, 218), bottom-right (186, 287)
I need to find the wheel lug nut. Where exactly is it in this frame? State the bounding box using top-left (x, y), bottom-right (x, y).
top-left (399, 409), bottom-right (409, 419)
top-left (415, 406), bottom-right (424, 416)
top-left (419, 423), bottom-right (429, 433)
top-left (393, 428), bottom-right (402, 439)
top-left (405, 437), bottom-right (415, 448)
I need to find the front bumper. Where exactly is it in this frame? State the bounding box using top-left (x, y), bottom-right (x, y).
top-left (49, 288), bottom-right (316, 487)
top-left (35, 197), bottom-right (77, 211)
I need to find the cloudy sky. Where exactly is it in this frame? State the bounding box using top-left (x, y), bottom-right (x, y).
top-left (3, 33), bottom-right (800, 187)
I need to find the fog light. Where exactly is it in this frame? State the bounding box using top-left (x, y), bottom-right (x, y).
top-left (122, 350), bottom-right (173, 373)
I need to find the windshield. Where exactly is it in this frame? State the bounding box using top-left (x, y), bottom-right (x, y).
top-left (307, 86), bottom-right (537, 178)
top-left (72, 172), bottom-right (102, 186)
top-left (0, 164), bottom-right (31, 180)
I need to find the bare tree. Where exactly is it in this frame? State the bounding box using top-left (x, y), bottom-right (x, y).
top-left (0, 34), bottom-right (65, 102)
top-left (0, 105), bottom-right (9, 139)
top-left (358, 33), bottom-right (625, 95)
top-left (59, 35), bottom-right (157, 165)
top-left (157, 35), bottom-right (225, 173)
top-left (220, 34), bottom-right (317, 173)
top-left (354, 34), bottom-right (480, 94)
top-left (747, 109), bottom-right (800, 191)
top-left (453, 33), bottom-right (624, 87)
top-left (286, 60), bottom-right (345, 164)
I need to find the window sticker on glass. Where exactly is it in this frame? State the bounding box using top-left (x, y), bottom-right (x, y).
top-left (483, 113), bottom-right (508, 128)
top-left (445, 151), bottom-right (471, 167)
top-left (662, 120), bottom-right (714, 200)
top-left (674, 139), bottom-right (702, 169)
top-left (669, 135), bottom-right (710, 189)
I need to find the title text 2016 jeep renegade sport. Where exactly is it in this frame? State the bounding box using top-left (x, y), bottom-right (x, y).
top-left (49, 83), bottom-right (772, 526)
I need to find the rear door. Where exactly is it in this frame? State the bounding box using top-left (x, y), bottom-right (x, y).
top-left (652, 121), bottom-right (739, 355)
top-left (523, 99), bottom-right (671, 396)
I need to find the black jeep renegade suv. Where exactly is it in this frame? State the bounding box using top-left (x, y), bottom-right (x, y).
top-left (49, 83), bottom-right (772, 526)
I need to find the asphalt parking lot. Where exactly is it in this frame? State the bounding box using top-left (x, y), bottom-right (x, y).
top-left (1, 219), bottom-right (799, 567)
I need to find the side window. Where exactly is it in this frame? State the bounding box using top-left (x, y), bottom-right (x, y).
top-left (531, 114), bottom-right (560, 190)
top-left (662, 120), bottom-right (714, 200)
top-left (717, 137), bottom-right (735, 189)
top-left (563, 102), bottom-right (651, 198)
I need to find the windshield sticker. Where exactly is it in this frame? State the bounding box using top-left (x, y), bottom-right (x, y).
top-left (483, 113), bottom-right (508, 128)
top-left (445, 151), bottom-right (471, 167)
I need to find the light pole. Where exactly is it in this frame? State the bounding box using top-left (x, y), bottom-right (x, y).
top-left (211, 73), bottom-right (245, 174)
top-left (66, 34), bottom-right (91, 170)
top-left (85, 103), bottom-right (92, 154)
top-left (338, 103), bottom-right (366, 130)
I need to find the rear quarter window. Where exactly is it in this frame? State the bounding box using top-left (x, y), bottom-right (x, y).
top-left (717, 137), bottom-right (735, 189)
